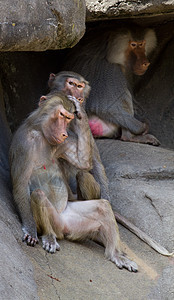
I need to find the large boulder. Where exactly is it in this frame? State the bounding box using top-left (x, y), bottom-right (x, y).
top-left (0, 83), bottom-right (38, 299)
top-left (97, 139), bottom-right (174, 251)
top-left (0, 0), bottom-right (86, 51)
top-left (86, 0), bottom-right (174, 21)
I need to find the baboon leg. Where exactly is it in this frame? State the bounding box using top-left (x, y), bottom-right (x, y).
top-left (31, 189), bottom-right (62, 253)
top-left (121, 129), bottom-right (160, 146)
top-left (60, 199), bottom-right (138, 272)
top-left (76, 171), bottom-right (101, 200)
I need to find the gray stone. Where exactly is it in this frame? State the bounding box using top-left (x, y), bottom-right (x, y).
top-left (86, 0), bottom-right (174, 21)
top-left (0, 83), bottom-right (38, 299)
top-left (148, 265), bottom-right (174, 300)
top-left (0, 0), bottom-right (86, 51)
top-left (0, 220), bottom-right (38, 300)
top-left (97, 139), bottom-right (174, 251)
top-left (20, 235), bottom-right (174, 300)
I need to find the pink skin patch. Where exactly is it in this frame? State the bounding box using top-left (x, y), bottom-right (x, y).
top-left (89, 119), bottom-right (103, 137)
top-left (89, 116), bottom-right (116, 138)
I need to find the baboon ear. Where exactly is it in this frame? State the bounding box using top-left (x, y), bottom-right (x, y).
top-left (48, 73), bottom-right (56, 87)
top-left (39, 95), bottom-right (47, 106)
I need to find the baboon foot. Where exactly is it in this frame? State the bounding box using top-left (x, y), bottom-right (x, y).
top-left (109, 252), bottom-right (138, 272)
top-left (42, 234), bottom-right (60, 253)
top-left (121, 133), bottom-right (160, 146)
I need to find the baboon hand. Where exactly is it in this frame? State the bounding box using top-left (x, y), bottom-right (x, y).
top-left (22, 232), bottom-right (39, 247)
top-left (67, 95), bottom-right (82, 119)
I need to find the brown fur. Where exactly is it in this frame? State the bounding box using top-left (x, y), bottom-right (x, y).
top-left (9, 90), bottom-right (138, 272)
top-left (46, 72), bottom-right (174, 257)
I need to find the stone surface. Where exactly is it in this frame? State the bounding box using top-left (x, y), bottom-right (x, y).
top-left (0, 220), bottom-right (38, 300)
top-left (86, 0), bottom-right (174, 21)
top-left (22, 233), bottom-right (174, 300)
top-left (0, 0), bottom-right (86, 51)
top-left (97, 139), bottom-right (174, 251)
top-left (0, 83), bottom-right (38, 300)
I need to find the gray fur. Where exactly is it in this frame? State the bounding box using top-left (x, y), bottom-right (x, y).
top-left (48, 71), bottom-right (111, 200)
top-left (62, 26), bottom-right (157, 136)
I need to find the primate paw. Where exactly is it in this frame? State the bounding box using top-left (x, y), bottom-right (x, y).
top-left (110, 253), bottom-right (138, 272)
top-left (121, 133), bottom-right (160, 146)
top-left (42, 235), bottom-right (60, 253)
top-left (143, 134), bottom-right (160, 146)
top-left (22, 233), bottom-right (38, 247)
top-left (67, 95), bottom-right (82, 119)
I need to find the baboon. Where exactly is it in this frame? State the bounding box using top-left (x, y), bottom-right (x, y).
top-left (46, 71), bottom-right (173, 257)
top-left (62, 24), bottom-right (160, 145)
top-left (9, 91), bottom-right (138, 271)
top-left (48, 71), bottom-right (110, 201)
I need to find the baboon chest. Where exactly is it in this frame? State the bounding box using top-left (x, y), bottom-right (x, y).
top-left (30, 159), bottom-right (68, 211)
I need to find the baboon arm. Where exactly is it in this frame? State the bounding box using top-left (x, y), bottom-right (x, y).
top-left (58, 134), bottom-right (92, 170)
top-left (56, 113), bottom-right (92, 170)
top-left (9, 139), bottom-right (37, 237)
top-left (91, 141), bottom-right (110, 201)
top-left (13, 177), bottom-right (37, 237)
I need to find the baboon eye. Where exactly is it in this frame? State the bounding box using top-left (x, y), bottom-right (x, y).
top-left (68, 81), bottom-right (74, 86)
top-left (131, 42), bottom-right (137, 47)
top-left (60, 112), bottom-right (64, 117)
top-left (77, 85), bottom-right (83, 89)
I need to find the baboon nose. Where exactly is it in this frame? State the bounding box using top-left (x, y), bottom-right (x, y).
top-left (77, 97), bottom-right (84, 103)
top-left (143, 62), bottom-right (150, 67)
top-left (61, 132), bottom-right (68, 140)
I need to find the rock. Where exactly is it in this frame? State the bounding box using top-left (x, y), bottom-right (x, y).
top-left (97, 139), bottom-right (174, 251)
top-left (0, 0), bottom-right (86, 51)
top-left (23, 237), bottom-right (174, 300)
top-left (86, 0), bottom-right (174, 22)
top-left (0, 219), bottom-right (38, 300)
top-left (0, 185), bottom-right (38, 300)
top-left (148, 265), bottom-right (174, 300)
top-left (0, 82), bottom-right (38, 299)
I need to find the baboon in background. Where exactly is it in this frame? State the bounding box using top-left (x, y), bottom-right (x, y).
top-left (9, 91), bottom-right (138, 272)
top-left (62, 24), bottom-right (160, 146)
